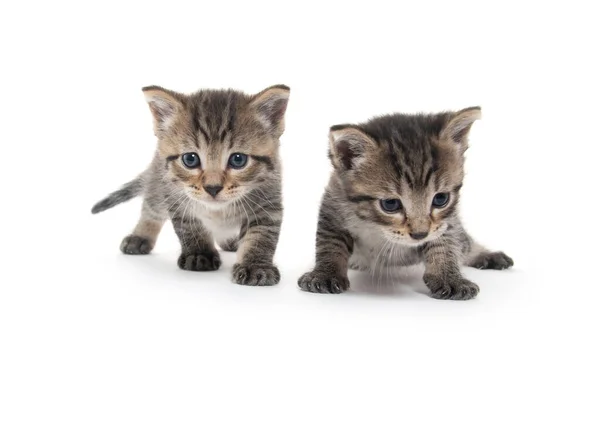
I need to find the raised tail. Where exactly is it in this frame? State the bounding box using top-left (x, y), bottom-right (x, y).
top-left (91, 176), bottom-right (144, 214)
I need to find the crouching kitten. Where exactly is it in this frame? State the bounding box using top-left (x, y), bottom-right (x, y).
top-left (298, 107), bottom-right (513, 299)
top-left (92, 84), bottom-right (290, 286)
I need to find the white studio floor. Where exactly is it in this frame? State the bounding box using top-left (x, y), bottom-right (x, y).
top-left (1, 203), bottom-right (595, 424)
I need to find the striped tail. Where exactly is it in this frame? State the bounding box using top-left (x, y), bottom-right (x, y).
top-left (91, 176), bottom-right (144, 214)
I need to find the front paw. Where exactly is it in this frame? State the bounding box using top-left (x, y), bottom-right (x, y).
top-left (298, 271), bottom-right (349, 294)
top-left (120, 235), bottom-right (153, 255)
top-left (469, 251), bottom-right (514, 270)
top-left (178, 251), bottom-right (221, 271)
top-left (232, 263), bottom-right (280, 286)
top-left (424, 274), bottom-right (479, 300)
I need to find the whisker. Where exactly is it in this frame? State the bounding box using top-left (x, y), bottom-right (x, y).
top-left (240, 196), bottom-right (259, 225)
top-left (244, 195), bottom-right (275, 222)
top-left (372, 239), bottom-right (390, 292)
top-left (253, 188), bottom-right (277, 209)
top-left (237, 196), bottom-right (251, 229)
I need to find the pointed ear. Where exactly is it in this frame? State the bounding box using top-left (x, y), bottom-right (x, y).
top-left (329, 125), bottom-right (377, 171)
top-left (142, 86), bottom-right (184, 135)
top-left (440, 106), bottom-right (482, 150)
top-left (250, 84), bottom-right (290, 136)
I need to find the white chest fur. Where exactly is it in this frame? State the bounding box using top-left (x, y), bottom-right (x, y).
top-left (191, 203), bottom-right (241, 242)
top-left (348, 223), bottom-right (422, 270)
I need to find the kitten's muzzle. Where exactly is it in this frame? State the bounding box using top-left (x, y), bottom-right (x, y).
top-left (204, 185), bottom-right (223, 198)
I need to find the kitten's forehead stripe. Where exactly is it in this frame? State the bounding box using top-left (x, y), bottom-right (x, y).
top-left (223, 91), bottom-right (237, 140)
top-left (403, 169), bottom-right (414, 189)
top-left (219, 129), bottom-right (227, 143)
top-left (354, 113), bottom-right (463, 194)
top-left (196, 120), bottom-right (211, 145)
top-left (189, 90), bottom-right (242, 145)
top-left (423, 167), bottom-right (434, 187)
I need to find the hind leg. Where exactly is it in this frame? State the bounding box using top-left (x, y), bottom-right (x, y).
top-left (463, 241), bottom-right (514, 270)
top-left (121, 201), bottom-right (166, 255)
top-left (218, 236), bottom-right (239, 252)
top-left (348, 252), bottom-right (370, 271)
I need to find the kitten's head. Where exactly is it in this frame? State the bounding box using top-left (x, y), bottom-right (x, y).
top-left (329, 107), bottom-right (481, 245)
top-left (143, 84), bottom-right (290, 207)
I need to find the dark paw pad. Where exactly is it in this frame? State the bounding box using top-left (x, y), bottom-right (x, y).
top-left (298, 271), bottom-right (350, 294)
top-left (178, 251), bottom-right (221, 271)
top-left (470, 252), bottom-right (514, 270)
top-left (232, 263), bottom-right (280, 286)
top-left (424, 274), bottom-right (480, 300)
top-left (120, 235), bottom-right (153, 255)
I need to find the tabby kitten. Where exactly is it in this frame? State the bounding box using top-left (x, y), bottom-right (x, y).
top-left (92, 84), bottom-right (290, 286)
top-left (298, 107), bottom-right (513, 299)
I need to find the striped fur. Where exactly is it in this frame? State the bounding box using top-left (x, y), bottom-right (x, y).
top-left (299, 108), bottom-right (513, 299)
top-left (91, 176), bottom-right (144, 214)
top-left (93, 84), bottom-right (290, 285)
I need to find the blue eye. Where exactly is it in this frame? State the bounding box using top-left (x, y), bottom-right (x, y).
top-left (432, 192), bottom-right (450, 207)
top-left (380, 199), bottom-right (402, 213)
top-left (181, 153), bottom-right (200, 169)
top-left (228, 153), bottom-right (248, 169)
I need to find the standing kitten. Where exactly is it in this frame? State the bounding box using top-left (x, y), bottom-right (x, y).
top-left (298, 107), bottom-right (513, 299)
top-left (92, 84), bottom-right (290, 286)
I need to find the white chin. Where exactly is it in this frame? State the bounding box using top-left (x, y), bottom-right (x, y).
top-left (389, 236), bottom-right (427, 246)
top-left (198, 198), bottom-right (228, 209)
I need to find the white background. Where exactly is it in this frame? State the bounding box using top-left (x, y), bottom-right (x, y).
top-left (1, 1), bottom-right (598, 424)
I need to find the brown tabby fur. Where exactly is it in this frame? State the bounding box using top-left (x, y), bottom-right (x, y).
top-left (92, 84), bottom-right (290, 286)
top-left (299, 107), bottom-right (513, 299)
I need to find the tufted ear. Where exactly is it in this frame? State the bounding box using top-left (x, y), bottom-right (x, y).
top-left (142, 85), bottom-right (184, 135)
top-left (440, 106), bottom-right (481, 152)
top-left (328, 125), bottom-right (378, 171)
top-left (250, 84), bottom-right (290, 137)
